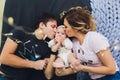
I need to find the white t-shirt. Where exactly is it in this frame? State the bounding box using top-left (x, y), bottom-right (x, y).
top-left (72, 31), bottom-right (119, 79)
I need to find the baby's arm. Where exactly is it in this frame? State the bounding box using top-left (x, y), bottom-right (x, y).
top-left (63, 38), bottom-right (73, 49)
top-left (51, 40), bottom-right (61, 52)
top-left (48, 39), bottom-right (60, 52)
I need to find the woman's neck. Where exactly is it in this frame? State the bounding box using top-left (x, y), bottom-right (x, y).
top-left (75, 32), bottom-right (86, 45)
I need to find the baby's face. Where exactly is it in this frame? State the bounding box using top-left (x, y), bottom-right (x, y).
top-left (55, 27), bottom-right (66, 41)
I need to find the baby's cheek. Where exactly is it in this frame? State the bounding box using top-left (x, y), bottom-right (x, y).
top-left (61, 37), bottom-right (65, 41)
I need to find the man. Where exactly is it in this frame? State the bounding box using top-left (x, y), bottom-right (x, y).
top-left (0, 13), bottom-right (57, 80)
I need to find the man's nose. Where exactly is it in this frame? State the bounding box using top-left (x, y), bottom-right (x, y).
top-left (54, 28), bottom-right (57, 32)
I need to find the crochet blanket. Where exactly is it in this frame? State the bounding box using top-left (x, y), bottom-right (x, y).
top-left (91, 0), bottom-right (120, 70)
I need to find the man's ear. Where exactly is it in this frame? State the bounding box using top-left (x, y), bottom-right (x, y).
top-left (39, 22), bottom-right (45, 29)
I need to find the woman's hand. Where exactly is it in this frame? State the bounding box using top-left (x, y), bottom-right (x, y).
top-left (70, 60), bottom-right (83, 72)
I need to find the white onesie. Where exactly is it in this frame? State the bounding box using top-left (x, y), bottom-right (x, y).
top-left (48, 38), bottom-right (73, 67)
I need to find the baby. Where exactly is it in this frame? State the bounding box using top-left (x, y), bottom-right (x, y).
top-left (48, 25), bottom-right (77, 68)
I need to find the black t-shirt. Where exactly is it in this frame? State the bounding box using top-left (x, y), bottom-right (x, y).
top-left (9, 28), bottom-right (51, 60)
top-left (1, 28), bottom-right (51, 80)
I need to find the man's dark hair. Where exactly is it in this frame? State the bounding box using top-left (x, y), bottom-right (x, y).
top-left (34, 12), bottom-right (57, 29)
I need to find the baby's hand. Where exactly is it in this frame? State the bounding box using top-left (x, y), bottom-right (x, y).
top-left (55, 36), bottom-right (62, 43)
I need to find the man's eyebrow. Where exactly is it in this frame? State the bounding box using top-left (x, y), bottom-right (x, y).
top-left (51, 25), bottom-right (56, 27)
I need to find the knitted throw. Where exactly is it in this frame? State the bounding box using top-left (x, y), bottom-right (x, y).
top-left (91, 0), bottom-right (120, 70)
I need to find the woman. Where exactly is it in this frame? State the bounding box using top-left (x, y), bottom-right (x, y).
top-left (56, 6), bottom-right (120, 80)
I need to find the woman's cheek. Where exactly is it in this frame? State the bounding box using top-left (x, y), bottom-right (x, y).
top-left (66, 30), bottom-right (71, 36)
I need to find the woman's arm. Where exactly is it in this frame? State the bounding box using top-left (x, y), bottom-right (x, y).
top-left (44, 54), bottom-right (56, 80)
top-left (71, 48), bottom-right (116, 75)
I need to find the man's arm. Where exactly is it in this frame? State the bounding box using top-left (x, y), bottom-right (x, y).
top-left (55, 67), bottom-right (76, 76)
top-left (44, 54), bottom-right (56, 80)
top-left (0, 38), bottom-right (46, 70)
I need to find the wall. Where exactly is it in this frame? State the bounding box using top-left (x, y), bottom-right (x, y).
top-left (0, 0), bottom-right (6, 46)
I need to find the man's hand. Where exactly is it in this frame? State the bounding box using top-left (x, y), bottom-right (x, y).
top-left (32, 60), bottom-right (48, 70)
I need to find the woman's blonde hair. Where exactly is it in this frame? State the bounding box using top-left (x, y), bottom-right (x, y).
top-left (60, 6), bottom-right (96, 34)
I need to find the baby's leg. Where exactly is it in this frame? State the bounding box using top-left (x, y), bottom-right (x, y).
top-left (52, 57), bottom-right (65, 68)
